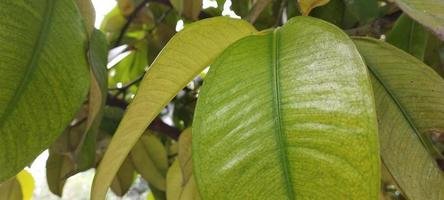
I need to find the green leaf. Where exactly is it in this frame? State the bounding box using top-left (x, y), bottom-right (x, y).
top-left (297, 0), bottom-right (330, 16)
top-left (46, 151), bottom-right (75, 197)
top-left (354, 37), bottom-right (444, 200)
top-left (170, 0), bottom-right (203, 20)
top-left (130, 133), bottom-right (168, 191)
top-left (178, 128), bottom-right (192, 183)
top-left (0, 0), bottom-right (90, 181)
top-left (386, 14), bottom-right (428, 60)
top-left (343, 0), bottom-right (378, 24)
top-left (75, 29), bottom-right (109, 171)
top-left (91, 17), bottom-right (256, 200)
top-left (394, 0), bottom-right (444, 40)
top-left (424, 32), bottom-right (444, 76)
top-left (111, 158), bottom-right (135, 197)
top-left (166, 160), bottom-right (200, 200)
top-left (193, 16), bottom-right (379, 199)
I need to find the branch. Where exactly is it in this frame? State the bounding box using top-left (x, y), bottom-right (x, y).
top-left (109, 73), bottom-right (145, 93)
top-left (114, 0), bottom-right (149, 47)
top-left (247, 0), bottom-right (272, 23)
top-left (106, 93), bottom-right (181, 140)
top-left (113, 0), bottom-right (173, 48)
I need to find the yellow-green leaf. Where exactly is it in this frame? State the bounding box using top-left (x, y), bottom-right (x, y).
top-left (167, 161), bottom-right (182, 200)
top-left (75, 0), bottom-right (96, 35)
top-left (111, 158), bottom-right (135, 197)
top-left (130, 133), bottom-right (168, 191)
top-left (167, 160), bottom-right (200, 200)
top-left (298, 0), bottom-right (330, 16)
top-left (193, 16), bottom-right (379, 199)
top-left (0, 0), bottom-right (90, 181)
top-left (178, 128), bottom-right (192, 183)
top-left (91, 17), bottom-right (256, 200)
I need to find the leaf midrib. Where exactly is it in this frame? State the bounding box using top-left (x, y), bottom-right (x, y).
top-left (0, 0), bottom-right (56, 129)
top-left (271, 29), bottom-right (295, 199)
top-left (368, 65), bottom-right (443, 160)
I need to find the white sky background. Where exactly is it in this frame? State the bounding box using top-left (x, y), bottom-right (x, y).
top-left (91, 0), bottom-right (240, 29)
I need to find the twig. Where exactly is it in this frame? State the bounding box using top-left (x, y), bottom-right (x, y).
top-left (274, 0), bottom-right (288, 27)
top-left (247, 0), bottom-right (273, 23)
top-left (106, 94), bottom-right (181, 140)
top-left (109, 73), bottom-right (145, 92)
top-left (113, 0), bottom-right (149, 47)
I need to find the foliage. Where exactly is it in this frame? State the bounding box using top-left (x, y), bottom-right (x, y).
top-left (1, 0), bottom-right (444, 199)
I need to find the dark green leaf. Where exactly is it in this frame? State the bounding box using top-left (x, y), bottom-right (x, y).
top-left (0, 0), bottom-right (90, 181)
top-left (386, 14), bottom-right (428, 60)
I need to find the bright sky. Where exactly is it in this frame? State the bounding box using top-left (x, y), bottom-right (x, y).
top-left (91, 0), bottom-right (239, 28)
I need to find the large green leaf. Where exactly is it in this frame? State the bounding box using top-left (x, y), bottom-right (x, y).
top-left (394, 0), bottom-right (444, 40)
top-left (91, 17), bottom-right (256, 199)
top-left (386, 14), bottom-right (428, 60)
top-left (193, 16), bottom-right (379, 199)
top-left (0, 0), bottom-right (90, 181)
top-left (354, 37), bottom-right (444, 200)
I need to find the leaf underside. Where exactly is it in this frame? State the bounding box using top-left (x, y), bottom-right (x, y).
top-left (91, 17), bottom-right (256, 200)
top-left (0, 0), bottom-right (89, 181)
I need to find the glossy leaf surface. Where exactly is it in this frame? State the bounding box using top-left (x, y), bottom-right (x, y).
top-left (193, 16), bottom-right (379, 199)
top-left (0, 0), bottom-right (90, 181)
top-left (354, 37), bottom-right (444, 200)
top-left (91, 17), bottom-right (256, 199)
